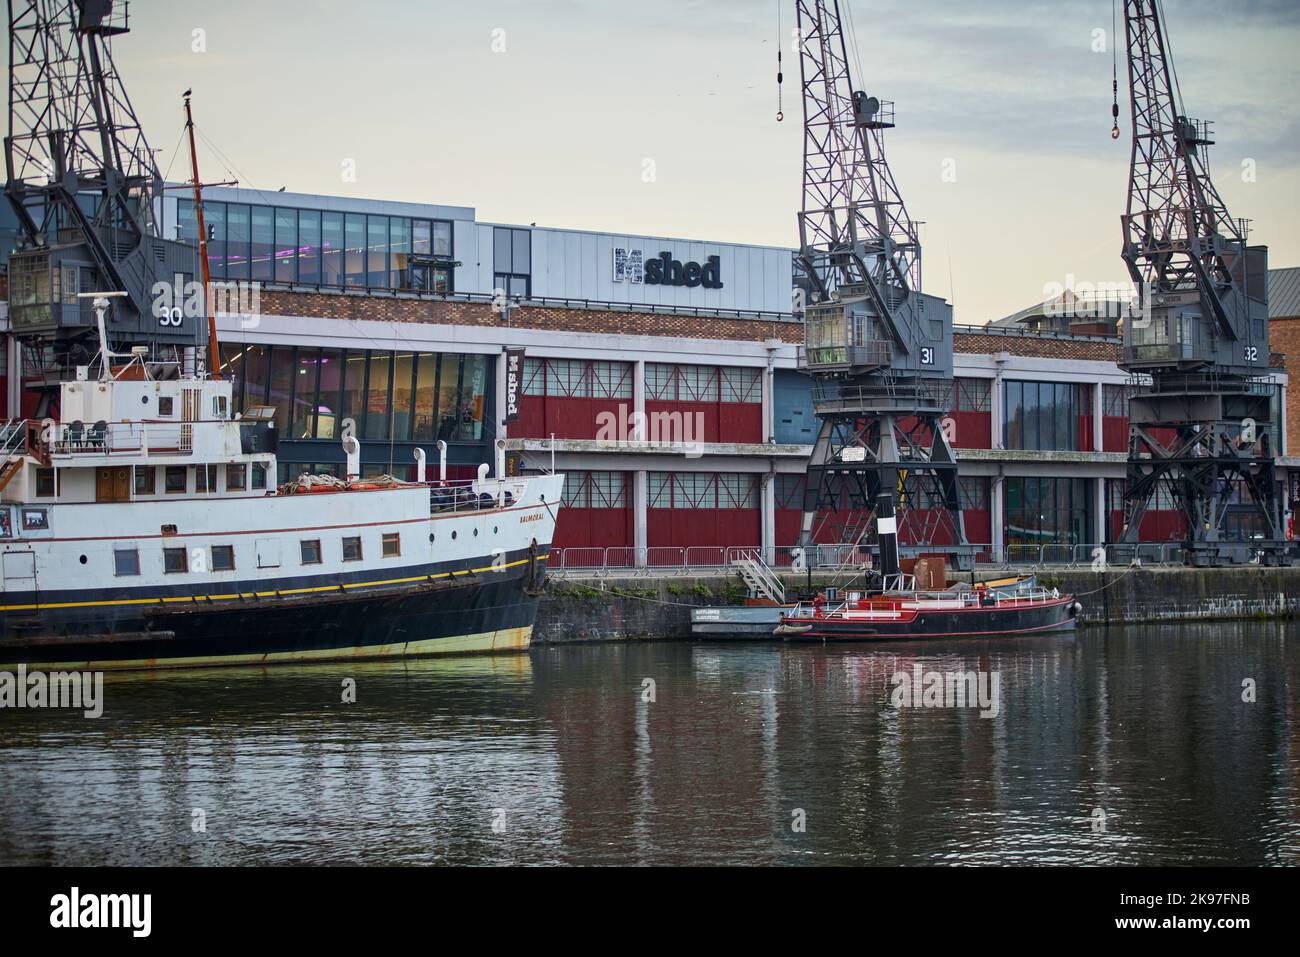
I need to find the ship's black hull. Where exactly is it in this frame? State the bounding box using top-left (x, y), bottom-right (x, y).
top-left (781, 596), bottom-right (1078, 641)
top-left (0, 547), bottom-right (547, 669)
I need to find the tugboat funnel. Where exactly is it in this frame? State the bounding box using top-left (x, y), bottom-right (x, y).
top-left (876, 490), bottom-right (900, 580)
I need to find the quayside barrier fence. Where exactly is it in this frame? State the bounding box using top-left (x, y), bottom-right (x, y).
top-left (547, 542), bottom-right (1189, 576)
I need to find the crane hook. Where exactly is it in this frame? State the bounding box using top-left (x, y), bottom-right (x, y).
top-left (1111, 124), bottom-right (1121, 140)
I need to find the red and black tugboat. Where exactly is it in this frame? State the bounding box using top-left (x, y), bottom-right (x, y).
top-left (777, 494), bottom-right (1081, 642)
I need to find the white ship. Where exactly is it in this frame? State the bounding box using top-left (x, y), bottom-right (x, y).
top-left (0, 323), bottom-right (561, 671)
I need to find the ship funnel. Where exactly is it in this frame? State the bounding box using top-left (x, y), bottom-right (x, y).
top-left (876, 490), bottom-right (900, 580)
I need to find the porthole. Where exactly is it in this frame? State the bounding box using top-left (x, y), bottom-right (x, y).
top-left (451, 530), bottom-right (457, 540)
top-left (140, 395), bottom-right (149, 404)
top-left (79, 554), bottom-right (88, 564)
top-left (429, 533), bottom-right (435, 543)
top-left (493, 526), bottom-right (499, 534)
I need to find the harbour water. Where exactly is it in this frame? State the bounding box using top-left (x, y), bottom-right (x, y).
top-left (1, 621), bottom-right (1296, 866)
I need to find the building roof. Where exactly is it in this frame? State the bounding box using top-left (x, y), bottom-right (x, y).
top-left (1269, 267), bottom-right (1300, 319)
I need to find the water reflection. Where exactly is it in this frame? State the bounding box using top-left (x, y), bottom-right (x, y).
top-left (0, 622), bottom-right (1295, 865)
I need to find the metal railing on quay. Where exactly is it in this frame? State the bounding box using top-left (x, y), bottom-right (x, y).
top-left (546, 541), bottom-right (1200, 575)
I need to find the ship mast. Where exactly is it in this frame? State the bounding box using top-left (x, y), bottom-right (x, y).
top-left (184, 91), bottom-right (222, 379)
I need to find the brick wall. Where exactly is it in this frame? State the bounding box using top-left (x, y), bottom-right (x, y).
top-left (953, 331), bottom-right (1120, 362)
top-left (259, 291), bottom-right (805, 345)
top-left (1270, 316), bottom-right (1300, 451)
top-left (260, 290), bottom-right (1129, 359)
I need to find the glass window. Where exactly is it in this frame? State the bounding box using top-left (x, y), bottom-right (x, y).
top-left (293, 349), bottom-right (320, 438)
top-left (226, 464), bottom-right (247, 491)
top-left (114, 548), bottom-right (140, 576)
top-left (456, 354), bottom-right (487, 441)
top-left (297, 209), bottom-right (321, 284)
top-left (35, 468), bottom-right (55, 497)
top-left (367, 215), bottom-right (389, 287)
top-left (321, 211), bottom-right (344, 286)
top-left (219, 344), bottom-right (247, 412)
top-left (251, 206), bottom-right (273, 281)
top-left (134, 466), bottom-right (156, 495)
top-left (314, 348), bottom-right (344, 439)
top-left (1003, 477), bottom-right (1092, 547)
top-left (413, 353), bottom-right (438, 441)
top-left (432, 221), bottom-right (452, 257)
top-left (300, 539), bottom-right (322, 564)
top-left (344, 213), bottom-right (366, 286)
top-left (494, 227), bottom-right (513, 271)
top-left (226, 203), bottom-right (250, 280)
top-left (412, 219), bottom-right (431, 256)
top-left (437, 354), bottom-right (462, 441)
top-left (195, 464), bottom-right (217, 492)
top-left (165, 466), bottom-right (187, 494)
top-left (242, 345), bottom-right (271, 405)
top-left (203, 201), bottom-right (226, 278)
top-left (955, 377), bottom-right (992, 412)
top-left (364, 351), bottom-right (392, 440)
top-left (390, 217), bottom-right (411, 288)
top-left (274, 207), bottom-right (296, 283)
top-left (211, 545), bottom-right (235, 571)
top-left (342, 536), bottom-right (362, 561)
top-left (268, 346), bottom-right (296, 433)
top-left (177, 198), bottom-right (199, 244)
top-left (340, 350), bottom-right (368, 438)
top-left (381, 532), bottom-right (401, 558)
top-left (391, 352), bottom-right (416, 442)
top-left (252, 462), bottom-right (268, 490)
top-left (163, 547), bottom-right (188, 574)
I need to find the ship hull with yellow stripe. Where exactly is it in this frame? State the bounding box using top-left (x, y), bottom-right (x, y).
top-left (0, 546), bottom-right (547, 671)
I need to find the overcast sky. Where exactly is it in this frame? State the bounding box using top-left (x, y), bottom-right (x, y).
top-left (61, 0), bottom-right (1300, 323)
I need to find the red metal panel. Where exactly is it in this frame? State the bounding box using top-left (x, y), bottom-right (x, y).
top-left (554, 507), bottom-right (633, 549)
top-left (718, 403), bottom-right (763, 443)
top-left (645, 400), bottom-right (719, 445)
top-left (963, 508), bottom-right (992, 550)
top-left (1077, 415), bottom-right (1094, 452)
top-left (513, 396), bottom-right (547, 438)
top-left (1139, 510), bottom-right (1188, 541)
top-left (1102, 417), bottom-right (1128, 452)
top-left (947, 411), bottom-right (991, 449)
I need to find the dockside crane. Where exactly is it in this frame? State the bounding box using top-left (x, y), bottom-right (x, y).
top-left (5, 0), bottom-right (204, 390)
top-left (1117, 0), bottom-right (1285, 566)
top-left (793, 0), bottom-right (973, 573)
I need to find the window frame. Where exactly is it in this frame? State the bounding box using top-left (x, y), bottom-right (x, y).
top-left (113, 547), bottom-right (141, 577)
top-left (341, 536), bottom-right (363, 562)
top-left (381, 532), bottom-right (401, 558)
top-left (163, 547), bottom-right (188, 574)
top-left (164, 465), bottom-right (188, 494)
top-left (300, 539), bottom-right (323, 565)
top-left (210, 544), bottom-right (236, 572)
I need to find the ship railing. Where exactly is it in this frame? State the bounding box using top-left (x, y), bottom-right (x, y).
top-left (428, 480), bottom-right (523, 514)
top-left (48, 422), bottom-right (194, 456)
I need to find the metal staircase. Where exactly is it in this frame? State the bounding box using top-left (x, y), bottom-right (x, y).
top-left (731, 554), bottom-right (785, 604)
